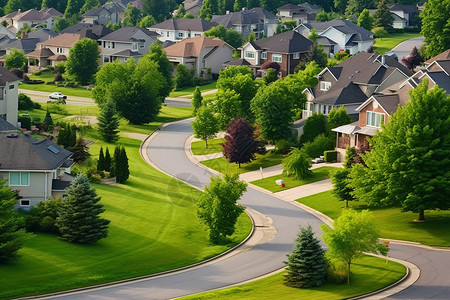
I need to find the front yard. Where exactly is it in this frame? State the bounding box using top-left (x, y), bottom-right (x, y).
top-left (373, 33), bottom-right (422, 55)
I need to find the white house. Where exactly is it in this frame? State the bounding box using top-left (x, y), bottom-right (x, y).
top-left (1, 8), bottom-right (62, 33)
top-left (0, 66), bottom-right (20, 127)
top-left (149, 18), bottom-right (217, 42)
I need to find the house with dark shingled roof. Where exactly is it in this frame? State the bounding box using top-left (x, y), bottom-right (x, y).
top-left (277, 2), bottom-right (320, 24)
top-left (149, 18), bottom-right (218, 43)
top-left (0, 132), bottom-right (74, 209)
top-left (81, 2), bottom-right (126, 26)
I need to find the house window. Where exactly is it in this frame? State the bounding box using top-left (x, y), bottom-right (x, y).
top-left (261, 52), bottom-right (267, 59)
top-left (9, 172), bottom-right (29, 186)
top-left (272, 54), bottom-right (282, 62)
top-left (20, 199), bottom-right (30, 207)
top-left (320, 81), bottom-right (331, 91)
top-left (166, 31), bottom-right (169, 37)
top-left (178, 32), bottom-right (184, 38)
top-left (323, 105), bottom-right (327, 114)
top-left (366, 111), bottom-right (385, 128)
top-left (244, 51), bottom-right (255, 59)
top-left (293, 53), bottom-right (300, 59)
top-left (132, 43), bottom-right (138, 51)
top-left (56, 47), bottom-right (64, 53)
top-left (9, 84), bottom-right (14, 90)
top-left (194, 33), bottom-right (201, 37)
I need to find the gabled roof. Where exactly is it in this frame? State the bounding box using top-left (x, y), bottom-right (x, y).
top-left (5, 38), bottom-right (39, 51)
top-left (211, 7), bottom-right (277, 28)
top-left (61, 23), bottom-right (113, 40)
top-left (150, 18), bottom-right (217, 32)
top-left (39, 33), bottom-right (83, 48)
top-left (223, 58), bottom-right (252, 66)
top-left (278, 3), bottom-right (303, 11)
top-left (421, 71), bottom-right (450, 95)
top-left (11, 8), bottom-right (62, 21)
top-left (26, 47), bottom-right (55, 58)
top-left (0, 133), bottom-right (73, 171)
top-left (301, 18), bottom-right (373, 42)
top-left (356, 94), bottom-right (400, 115)
top-left (82, 2), bottom-right (126, 17)
top-left (183, 0), bottom-right (203, 11)
top-left (389, 4), bottom-right (419, 14)
top-left (428, 60), bottom-right (450, 76)
top-left (425, 49), bottom-right (450, 65)
top-left (99, 26), bottom-right (159, 42)
top-left (111, 49), bottom-right (143, 57)
top-left (0, 65), bottom-right (21, 85)
top-left (299, 2), bottom-right (320, 10)
top-left (246, 31), bottom-right (312, 54)
top-left (27, 28), bottom-right (58, 42)
top-left (164, 36), bottom-right (229, 58)
top-left (316, 36), bottom-right (336, 45)
top-left (40, 7), bottom-right (63, 17)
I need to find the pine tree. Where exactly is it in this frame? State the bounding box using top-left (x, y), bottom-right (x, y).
top-left (110, 146), bottom-right (120, 178)
top-left (97, 147), bottom-right (105, 172)
top-left (373, 0), bottom-right (394, 32)
top-left (57, 123), bottom-right (68, 147)
top-left (192, 86), bottom-right (203, 115)
top-left (69, 124), bottom-right (77, 149)
top-left (222, 118), bottom-right (257, 168)
top-left (284, 225), bottom-right (328, 288)
top-left (56, 175), bottom-right (110, 243)
top-left (97, 100), bottom-right (120, 143)
top-left (71, 136), bottom-right (90, 163)
top-left (104, 148), bottom-right (111, 172)
top-left (43, 110), bottom-right (53, 131)
top-left (115, 147), bottom-right (129, 184)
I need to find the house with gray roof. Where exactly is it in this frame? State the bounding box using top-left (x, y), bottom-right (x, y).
top-left (303, 52), bottom-right (411, 121)
top-left (182, 0), bottom-right (203, 17)
top-left (98, 26), bottom-right (160, 64)
top-left (277, 2), bottom-right (320, 24)
top-left (211, 7), bottom-right (278, 39)
top-left (295, 18), bottom-right (374, 55)
top-left (4, 38), bottom-right (40, 54)
top-left (149, 18), bottom-right (217, 42)
top-left (0, 133), bottom-right (74, 209)
top-left (0, 66), bottom-right (20, 127)
top-left (81, 2), bottom-right (126, 26)
top-left (1, 8), bottom-right (62, 33)
top-left (28, 28), bottom-right (58, 43)
top-left (237, 30), bottom-right (313, 77)
top-left (389, 4), bottom-right (420, 29)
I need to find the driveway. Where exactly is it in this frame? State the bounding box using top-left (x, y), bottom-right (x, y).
top-left (390, 36), bottom-right (425, 61)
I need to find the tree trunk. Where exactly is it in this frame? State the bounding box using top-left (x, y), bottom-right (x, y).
top-left (346, 199), bottom-right (349, 208)
top-left (205, 139), bottom-right (208, 149)
top-left (347, 260), bottom-right (351, 285)
top-left (418, 209), bottom-right (425, 221)
top-left (238, 162), bottom-right (241, 168)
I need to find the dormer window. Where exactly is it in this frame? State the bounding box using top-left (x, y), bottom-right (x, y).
top-left (366, 111), bottom-right (385, 128)
top-left (320, 81), bottom-right (331, 91)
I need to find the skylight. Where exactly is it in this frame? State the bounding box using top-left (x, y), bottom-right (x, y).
top-left (47, 145), bottom-right (60, 154)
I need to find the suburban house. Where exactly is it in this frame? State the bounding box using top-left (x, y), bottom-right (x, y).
top-left (28, 28), bottom-right (59, 42)
top-left (237, 30), bottom-right (313, 77)
top-left (182, 0), bottom-right (203, 17)
top-left (0, 132), bottom-right (74, 209)
top-left (0, 66), bottom-right (19, 127)
top-left (1, 8), bottom-right (62, 33)
top-left (25, 33), bottom-right (85, 71)
top-left (149, 18), bottom-right (217, 42)
top-left (295, 18), bottom-right (374, 55)
top-left (81, 2), bottom-right (126, 26)
top-left (98, 26), bottom-right (160, 64)
top-left (302, 52), bottom-right (411, 120)
top-left (277, 2), bottom-right (320, 24)
top-left (331, 50), bottom-right (450, 161)
top-left (164, 36), bottom-right (234, 77)
top-left (4, 37), bottom-right (40, 55)
top-left (210, 7), bottom-right (278, 39)
top-left (61, 24), bottom-right (113, 45)
top-left (0, 25), bottom-right (16, 39)
top-left (389, 4), bottom-right (420, 29)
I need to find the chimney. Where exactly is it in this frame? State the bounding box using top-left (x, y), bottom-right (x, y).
top-left (381, 55), bottom-right (385, 65)
top-left (18, 9), bottom-right (21, 13)
top-left (21, 30), bottom-right (28, 39)
top-left (226, 10), bottom-right (229, 14)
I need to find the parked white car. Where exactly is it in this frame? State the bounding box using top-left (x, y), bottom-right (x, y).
top-left (48, 92), bottom-right (67, 100)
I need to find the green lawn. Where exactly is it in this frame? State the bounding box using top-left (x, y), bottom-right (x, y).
top-left (182, 255), bottom-right (406, 300)
top-left (1, 106), bottom-right (252, 299)
top-left (19, 73), bottom-right (93, 98)
top-left (201, 152), bottom-right (285, 175)
top-left (373, 33), bottom-right (422, 55)
top-left (169, 81), bottom-right (217, 98)
top-left (250, 167), bottom-right (338, 193)
top-left (297, 191), bottom-right (450, 247)
top-left (191, 138), bottom-right (225, 155)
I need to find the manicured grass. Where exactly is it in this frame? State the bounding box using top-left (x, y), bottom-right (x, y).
top-left (250, 166), bottom-right (338, 193)
top-left (191, 138), bottom-right (225, 155)
top-left (169, 81), bottom-right (217, 98)
top-left (373, 33), bottom-right (422, 55)
top-left (201, 152), bottom-right (285, 175)
top-left (297, 191), bottom-right (450, 247)
top-left (182, 255), bottom-right (406, 300)
top-left (0, 106), bottom-right (252, 299)
top-left (20, 73), bottom-right (93, 98)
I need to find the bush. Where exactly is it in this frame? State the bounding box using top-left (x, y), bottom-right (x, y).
top-left (334, 50), bottom-right (350, 61)
top-left (89, 173), bottom-right (102, 183)
top-left (22, 73), bottom-right (29, 81)
top-left (372, 27), bottom-right (388, 38)
top-left (54, 72), bottom-right (63, 81)
top-left (23, 213), bottom-right (41, 232)
top-left (274, 139), bottom-right (294, 154)
top-left (260, 61), bottom-right (281, 72)
top-left (282, 148), bottom-right (312, 179)
top-left (326, 263), bottom-right (347, 284)
top-left (302, 134), bottom-right (334, 159)
top-left (324, 150), bottom-right (338, 162)
top-left (40, 216), bottom-right (58, 234)
top-left (11, 68), bottom-right (24, 79)
top-left (175, 64), bottom-right (196, 89)
top-left (54, 62), bottom-right (65, 74)
top-left (33, 102), bottom-right (41, 109)
top-left (18, 115), bottom-right (31, 130)
top-left (64, 81), bottom-right (77, 88)
top-left (18, 93), bottom-right (34, 110)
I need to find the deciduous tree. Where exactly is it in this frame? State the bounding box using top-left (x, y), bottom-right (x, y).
top-left (56, 175), bottom-right (110, 243)
top-left (222, 118), bottom-right (257, 167)
top-left (321, 210), bottom-right (388, 284)
top-left (197, 174), bottom-right (246, 243)
top-left (175, 63), bottom-right (196, 89)
top-left (299, 113), bottom-right (326, 145)
top-left (284, 225), bottom-right (328, 288)
top-left (327, 106), bottom-right (353, 137)
top-left (66, 38), bottom-right (99, 85)
top-left (357, 9), bottom-right (373, 31)
top-left (4, 49), bottom-right (27, 71)
top-left (122, 3), bottom-right (142, 26)
top-left (214, 89), bottom-right (241, 129)
top-left (282, 148), bottom-right (312, 179)
top-left (420, 0), bottom-right (450, 58)
top-left (80, 0), bottom-right (100, 14)
top-left (401, 46), bottom-right (423, 72)
top-left (192, 86), bottom-right (203, 115)
top-left (191, 105), bottom-right (219, 148)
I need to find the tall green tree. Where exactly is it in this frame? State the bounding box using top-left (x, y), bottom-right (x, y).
top-left (66, 38), bottom-right (99, 85)
top-left (97, 147), bottom-right (105, 172)
top-left (138, 15), bottom-right (156, 27)
top-left (71, 136), bottom-right (90, 163)
top-left (222, 118), bottom-right (257, 167)
top-left (104, 147), bottom-right (111, 172)
top-left (284, 225), bottom-right (328, 288)
top-left (420, 0), bottom-right (450, 58)
top-left (54, 17), bottom-right (70, 33)
top-left (0, 179), bottom-right (28, 263)
top-left (145, 42), bottom-right (174, 99)
top-left (4, 49), bottom-right (27, 71)
top-left (175, 63), bottom-right (196, 89)
top-left (43, 110), bottom-right (53, 130)
top-left (233, 0), bottom-right (245, 11)
top-left (192, 105), bottom-right (219, 148)
top-left (173, 4), bottom-right (185, 18)
top-left (197, 174), bottom-right (247, 243)
top-left (296, 43), bottom-right (327, 71)
top-left (199, 0), bottom-right (213, 20)
top-left (214, 89), bottom-right (242, 130)
top-left (327, 106), bottom-right (353, 137)
top-left (122, 3), bottom-right (142, 26)
top-left (357, 9), bottom-right (374, 31)
top-left (142, 0), bottom-right (172, 22)
top-left (110, 146), bottom-right (120, 177)
top-left (97, 100), bottom-right (120, 143)
top-left (204, 25), bottom-right (244, 48)
top-left (282, 148), bottom-right (312, 179)
top-left (321, 210), bottom-right (388, 284)
top-left (299, 113), bottom-right (326, 145)
top-left (192, 86), bottom-right (203, 115)
top-left (115, 147), bottom-right (129, 184)
top-left (56, 175), bottom-right (110, 243)
top-left (80, 0), bottom-right (100, 14)
top-left (330, 168), bottom-right (355, 207)
top-left (334, 0), bottom-right (348, 14)
top-left (346, 0), bottom-right (375, 15)
top-left (42, 0), bottom-right (68, 13)
top-left (64, 0), bottom-right (83, 18)
top-left (372, 0), bottom-right (394, 32)
top-left (349, 80), bottom-right (450, 221)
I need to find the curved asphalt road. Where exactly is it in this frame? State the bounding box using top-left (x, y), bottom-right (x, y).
top-left (49, 119), bottom-right (450, 300)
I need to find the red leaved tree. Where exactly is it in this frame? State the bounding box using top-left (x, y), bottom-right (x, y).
top-left (222, 118), bottom-right (258, 168)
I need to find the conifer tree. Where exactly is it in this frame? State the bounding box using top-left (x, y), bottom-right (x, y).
top-left (43, 110), bottom-right (53, 131)
top-left (71, 136), bottom-right (90, 163)
top-left (192, 86), bottom-right (203, 115)
top-left (222, 118), bottom-right (257, 168)
top-left (56, 175), bottom-right (110, 243)
top-left (110, 146), bottom-right (120, 177)
top-left (284, 225), bottom-right (328, 288)
top-left (97, 100), bottom-right (120, 143)
top-left (373, 0), bottom-right (394, 32)
top-left (69, 124), bottom-right (77, 149)
top-left (104, 148), bottom-right (111, 172)
top-left (115, 147), bottom-right (129, 183)
top-left (97, 147), bottom-right (105, 172)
